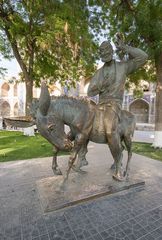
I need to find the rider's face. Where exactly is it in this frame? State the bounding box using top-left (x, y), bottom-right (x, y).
top-left (99, 45), bottom-right (113, 63)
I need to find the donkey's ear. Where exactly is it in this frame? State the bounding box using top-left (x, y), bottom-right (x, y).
top-left (39, 81), bottom-right (51, 116)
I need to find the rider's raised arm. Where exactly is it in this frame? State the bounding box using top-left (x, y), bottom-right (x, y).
top-left (123, 45), bottom-right (148, 74)
top-left (115, 34), bottom-right (148, 75)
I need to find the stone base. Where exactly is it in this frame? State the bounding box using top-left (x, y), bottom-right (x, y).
top-left (37, 164), bottom-right (145, 213)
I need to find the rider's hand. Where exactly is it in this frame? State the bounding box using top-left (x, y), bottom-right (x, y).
top-left (115, 32), bottom-right (126, 51)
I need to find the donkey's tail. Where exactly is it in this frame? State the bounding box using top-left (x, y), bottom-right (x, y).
top-left (39, 80), bottom-right (51, 116)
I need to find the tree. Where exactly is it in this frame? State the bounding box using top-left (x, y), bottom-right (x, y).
top-left (101, 0), bottom-right (162, 147)
top-left (0, 0), bottom-right (100, 114)
top-left (0, 57), bottom-right (7, 76)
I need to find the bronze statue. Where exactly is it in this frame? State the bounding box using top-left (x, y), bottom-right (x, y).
top-left (33, 80), bottom-right (135, 181)
top-left (4, 34), bottom-right (148, 181)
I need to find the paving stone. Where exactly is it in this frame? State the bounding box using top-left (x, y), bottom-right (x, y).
top-left (139, 233), bottom-right (155, 240)
top-left (1, 145), bottom-right (162, 240)
top-left (48, 227), bottom-right (76, 240)
top-left (91, 233), bottom-right (103, 240)
top-left (151, 227), bottom-right (162, 238)
top-left (32, 234), bottom-right (50, 240)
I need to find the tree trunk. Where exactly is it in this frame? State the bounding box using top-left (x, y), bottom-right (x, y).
top-left (4, 27), bottom-right (33, 115)
top-left (25, 78), bottom-right (33, 116)
top-left (153, 52), bottom-right (162, 147)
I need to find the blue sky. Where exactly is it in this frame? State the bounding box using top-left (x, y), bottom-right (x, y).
top-left (0, 57), bottom-right (20, 78)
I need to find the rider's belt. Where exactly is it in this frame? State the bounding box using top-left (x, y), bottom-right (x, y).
top-left (98, 105), bottom-right (105, 110)
top-left (107, 103), bottom-right (112, 107)
top-left (98, 102), bottom-right (121, 121)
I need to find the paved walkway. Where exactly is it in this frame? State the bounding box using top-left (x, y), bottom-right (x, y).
top-left (133, 130), bottom-right (154, 143)
top-left (0, 139), bottom-right (162, 240)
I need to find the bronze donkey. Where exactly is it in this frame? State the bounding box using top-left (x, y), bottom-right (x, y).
top-left (34, 81), bottom-right (135, 181)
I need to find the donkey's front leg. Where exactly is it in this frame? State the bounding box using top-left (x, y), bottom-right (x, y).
top-left (64, 133), bottom-right (87, 181)
top-left (72, 140), bottom-right (89, 172)
top-left (64, 149), bottom-right (78, 181)
top-left (52, 147), bottom-right (62, 175)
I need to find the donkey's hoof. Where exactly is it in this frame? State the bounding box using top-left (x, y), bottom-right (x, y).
top-left (72, 166), bottom-right (86, 174)
top-left (72, 165), bottom-right (81, 172)
top-left (112, 174), bottom-right (125, 182)
top-left (52, 167), bottom-right (62, 175)
top-left (63, 173), bottom-right (69, 182)
top-left (75, 159), bottom-right (88, 169)
top-left (110, 163), bottom-right (116, 170)
top-left (82, 159), bottom-right (88, 166)
top-left (123, 171), bottom-right (129, 180)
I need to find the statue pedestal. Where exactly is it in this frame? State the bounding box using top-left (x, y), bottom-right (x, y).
top-left (36, 155), bottom-right (145, 213)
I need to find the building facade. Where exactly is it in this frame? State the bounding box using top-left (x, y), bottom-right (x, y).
top-left (0, 78), bottom-right (156, 130)
top-left (123, 91), bottom-right (156, 124)
top-left (0, 78), bottom-right (41, 130)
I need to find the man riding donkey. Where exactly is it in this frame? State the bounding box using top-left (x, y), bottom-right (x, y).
top-left (87, 33), bottom-right (148, 180)
top-left (32, 33), bottom-right (148, 182)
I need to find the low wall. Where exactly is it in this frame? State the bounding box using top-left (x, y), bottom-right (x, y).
top-left (135, 123), bottom-right (155, 131)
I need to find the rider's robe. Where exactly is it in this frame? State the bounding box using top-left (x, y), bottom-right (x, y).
top-left (87, 46), bottom-right (148, 139)
top-left (88, 46), bottom-right (148, 107)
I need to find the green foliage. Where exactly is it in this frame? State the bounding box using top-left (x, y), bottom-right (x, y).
top-left (0, 56), bottom-right (7, 76)
top-left (2, 1), bottom-right (161, 105)
top-left (100, 0), bottom-right (162, 86)
top-left (0, 130), bottom-right (69, 162)
top-left (133, 88), bottom-right (143, 99)
top-left (129, 61), bottom-right (156, 84)
top-left (0, 0), bottom-right (101, 90)
top-left (0, 66), bottom-right (6, 76)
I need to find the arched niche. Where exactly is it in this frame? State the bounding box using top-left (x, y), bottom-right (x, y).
top-left (129, 98), bottom-right (149, 123)
top-left (1, 101), bottom-right (11, 117)
top-left (1, 83), bottom-right (10, 97)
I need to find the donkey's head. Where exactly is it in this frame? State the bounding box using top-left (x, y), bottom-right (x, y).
top-left (36, 115), bottom-right (73, 151)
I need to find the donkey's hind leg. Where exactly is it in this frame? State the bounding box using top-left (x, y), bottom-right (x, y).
top-left (123, 135), bottom-right (132, 179)
top-left (107, 131), bottom-right (124, 181)
top-left (52, 147), bottom-right (62, 175)
top-left (110, 139), bottom-right (125, 170)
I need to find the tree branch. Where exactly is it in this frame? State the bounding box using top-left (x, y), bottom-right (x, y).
top-left (0, 1), bottom-right (30, 80)
top-left (122, 0), bottom-right (135, 12)
top-left (4, 26), bottom-right (29, 80)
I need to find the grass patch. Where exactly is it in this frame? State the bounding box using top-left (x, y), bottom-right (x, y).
top-left (132, 142), bottom-right (162, 161)
top-left (1, 131), bottom-right (162, 162)
top-left (0, 130), bottom-right (69, 162)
